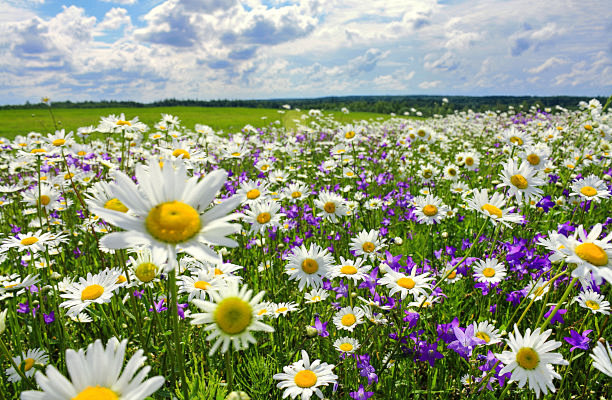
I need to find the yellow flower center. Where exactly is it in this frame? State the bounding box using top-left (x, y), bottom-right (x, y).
top-left (417, 129), bottom-right (427, 137)
top-left (260, 165), bottom-right (269, 171)
top-left (231, 152), bottom-right (241, 157)
top-left (20, 237), bottom-right (39, 246)
top-left (340, 265), bottom-right (357, 275)
top-left (516, 347), bottom-right (539, 370)
top-left (40, 195), bottom-right (51, 206)
top-left (341, 313), bottom-right (356, 326)
top-left (135, 262), bottom-right (157, 283)
top-left (586, 300), bottom-right (600, 310)
top-left (294, 370), bottom-right (318, 388)
top-left (447, 270), bottom-right (457, 279)
top-left (345, 131), bottom-right (356, 139)
top-left (257, 308), bottom-right (268, 316)
top-left (31, 148), bottom-right (46, 154)
top-left (246, 189), bottom-right (260, 200)
top-left (476, 331), bottom-right (490, 343)
top-left (481, 204), bottom-right (502, 218)
top-left (580, 186), bottom-right (597, 197)
top-left (575, 243), bottom-right (608, 266)
top-left (23, 358), bottom-right (36, 372)
top-left (423, 204), bottom-right (438, 216)
top-left (104, 198), bottom-right (128, 213)
top-left (257, 212), bottom-right (271, 224)
top-left (510, 174), bottom-right (528, 189)
top-left (533, 286), bottom-right (545, 297)
top-left (276, 307), bottom-right (288, 313)
top-left (194, 280), bottom-right (210, 290)
top-left (510, 136), bottom-right (524, 145)
top-left (324, 201), bottom-right (336, 213)
top-left (527, 154), bottom-right (540, 165)
top-left (116, 120), bottom-right (131, 126)
top-left (52, 139), bottom-right (66, 146)
top-left (72, 386), bottom-right (118, 400)
top-left (64, 173), bottom-right (74, 180)
top-left (145, 201), bottom-right (201, 244)
top-left (77, 151), bottom-right (87, 156)
top-left (81, 284), bottom-right (104, 301)
top-left (465, 157), bottom-right (474, 166)
top-left (422, 170), bottom-right (433, 179)
top-left (448, 168), bottom-right (457, 176)
top-left (214, 297), bottom-right (252, 335)
top-left (172, 149), bottom-right (190, 159)
top-left (291, 191), bottom-right (302, 199)
top-left (362, 241), bottom-right (376, 253)
top-left (116, 275), bottom-right (126, 284)
top-left (311, 296), bottom-right (321, 302)
top-left (339, 343), bottom-right (354, 352)
top-left (301, 258), bottom-right (319, 274)
top-left (482, 267), bottom-right (496, 278)
top-left (584, 124), bottom-right (593, 131)
top-left (397, 277), bottom-right (416, 289)
top-left (214, 268), bottom-right (223, 275)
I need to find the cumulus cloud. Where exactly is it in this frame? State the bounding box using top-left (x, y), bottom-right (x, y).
top-left (100, 0), bottom-right (137, 5)
top-left (509, 22), bottom-right (566, 56)
top-left (97, 8), bottom-right (131, 31)
top-left (418, 80), bottom-right (441, 89)
top-left (424, 52), bottom-right (459, 71)
top-left (527, 57), bottom-right (567, 74)
top-left (348, 48), bottom-right (389, 74)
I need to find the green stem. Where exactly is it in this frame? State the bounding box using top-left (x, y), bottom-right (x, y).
top-left (540, 277), bottom-right (578, 330)
top-left (0, 337), bottom-right (37, 390)
top-left (169, 269), bottom-right (189, 400)
top-left (225, 351), bottom-right (234, 392)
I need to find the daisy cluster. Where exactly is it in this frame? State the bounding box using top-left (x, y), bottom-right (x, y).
top-left (0, 100), bottom-right (611, 399)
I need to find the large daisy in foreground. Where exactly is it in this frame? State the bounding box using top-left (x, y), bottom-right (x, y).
top-left (273, 350), bottom-right (337, 400)
top-left (93, 161), bottom-right (241, 265)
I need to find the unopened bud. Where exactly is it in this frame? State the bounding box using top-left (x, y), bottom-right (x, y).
top-left (305, 326), bottom-right (318, 338)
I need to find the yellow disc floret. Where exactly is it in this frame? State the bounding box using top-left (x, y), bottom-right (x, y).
top-left (214, 297), bottom-right (252, 335)
top-left (340, 265), bottom-right (358, 275)
top-left (527, 154), bottom-right (540, 165)
top-left (516, 347), bottom-right (539, 370)
top-left (423, 204), bottom-right (438, 216)
top-left (510, 174), bottom-right (528, 189)
top-left (397, 277), bottom-right (416, 289)
top-left (145, 201), bottom-right (201, 244)
top-left (580, 186), bottom-right (597, 197)
top-left (23, 358), bottom-right (35, 372)
top-left (586, 300), bottom-right (600, 310)
top-left (294, 370), bottom-right (317, 388)
top-left (135, 262), bottom-right (157, 283)
top-left (172, 149), bottom-right (190, 159)
top-left (339, 343), bottom-right (354, 352)
top-left (324, 202), bottom-right (336, 213)
top-left (73, 386), bottom-right (118, 400)
top-left (52, 139), bottom-right (66, 146)
top-left (194, 281), bottom-right (210, 290)
top-left (482, 268), bottom-right (496, 278)
top-left (20, 237), bottom-right (39, 246)
top-left (246, 189), bottom-right (260, 200)
top-left (301, 258), bottom-right (319, 274)
top-left (257, 212), bottom-right (271, 224)
top-left (341, 313), bottom-right (356, 327)
top-left (481, 204), bottom-right (502, 218)
top-left (104, 198), bottom-right (128, 213)
top-left (81, 284), bottom-right (104, 301)
top-left (575, 243), bottom-right (608, 266)
top-left (362, 241), bottom-right (376, 253)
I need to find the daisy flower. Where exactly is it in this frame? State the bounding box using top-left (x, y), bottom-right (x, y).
top-left (5, 348), bottom-right (48, 382)
top-left (125, 248), bottom-right (166, 287)
top-left (304, 288), bottom-right (329, 304)
top-left (272, 302), bottom-right (299, 318)
top-left (412, 194), bottom-right (449, 225)
top-left (570, 174), bottom-right (611, 203)
top-left (333, 306), bottom-right (365, 332)
top-left (450, 182), bottom-right (471, 195)
top-left (519, 144), bottom-right (550, 171)
top-left (349, 229), bottom-right (383, 260)
top-left (180, 268), bottom-right (225, 302)
top-left (273, 350), bottom-right (337, 400)
top-left (85, 181), bottom-right (130, 214)
top-left (378, 268), bottom-right (434, 300)
top-left (557, 223), bottom-right (612, 284)
top-left (0, 274), bottom-right (40, 293)
top-left (458, 151), bottom-right (480, 171)
top-left (574, 290), bottom-right (610, 315)
top-left (190, 281), bottom-right (274, 355)
top-left (472, 321), bottom-right (502, 345)
top-left (243, 199), bottom-right (285, 233)
top-left (466, 189), bottom-right (523, 227)
top-left (591, 340), bottom-right (612, 377)
top-left (473, 258), bottom-right (507, 284)
top-left (93, 162), bottom-right (241, 265)
top-left (497, 159), bottom-right (544, 204)
top-left (443, 164), bottom-right (460, 180)
top-left (22, 184), bottom-right (60, 212)
top-left (314, 191), bottom-right (348, 222)
top-left (524, 278), bottom-right (550, 302)
top-left (283, 182), bottom-right (311, 202)
top-left (236, 180), bottom-right (269, 204)
top-left (333, 337), bottom-right (361, 354)
top-left (285, 243), bottom-right (334, 290)
top-left (501, 126), bottom-right (533, 148)
top-left (1, 230), bottom-right (65, 254)
top-left (327, 257), bottom-right (371, 283)
top-left (496, 326), bottom-right (568, 398)
top-left (59, 270), bottom-right (121, 316)
top-left (20, 337), bottom-right (164, 400)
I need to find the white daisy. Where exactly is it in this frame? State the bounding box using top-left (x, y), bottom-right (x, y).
top-left (465, 189), bottom-right (524, 227)
top-left (283, 182), bottom-right (311, 202)
top-left (179, 268), bottom-right (226, 302)
top-left (236, 180), bottom-right (269, 204)
top-left (472, 321), bottom-right (502, 345)
top-left (574, 290), bottom-right (610, 315)
top-left (285, 243), bottom-right (334, 290)
top-left (273, 350), bottom-right (337, 400)
top-left (496, 326), bottom-right (568, 398)
top-left (332, 306), bottom-right (365, 332)
top-left (472, 258), bottom-right (507, 284)
top-left (378, 268), bottom-right (434, 300)
top-left (5, 348), bottom-right (48, 382)
top-left (327, 257), bottom-right (371, 283)
top-left (20, 337), bottom-right (164, 400)
top-left (557, 223), bottom-right (612, 284)
top-left (93, 162), bottom-right (241, 266)
top-left (591, 340), bottom-right (612, 377)
top-left (243, 199), bottom-right (285, 233)
top-left (314, 191), bottom-right (348, 222)
top-left (333, 337), bottom-right (361, 354)
top-left (303, 288), bottom-right (329, 304)
top-left (497, 159), bottom-right (544, 204)
top-left (412, 194), bottom-right (449, 225)
top-left (190, 281), bottom-right (274, 355)
top-left (59, 270), bottom-right (121, 316)
top-left (570, 175), bottom-right (611, 203)
top-left (349, 229), bottom-right (383, 260)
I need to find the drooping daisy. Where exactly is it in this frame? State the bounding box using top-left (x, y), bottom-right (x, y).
top-left (378, 268), bottom-right (434, 300)
top-left (20, 337), bottom-right (164, 400)
top-left (472, 321), bottom-right (502, 345)
top-left (285, 243), bottom-right (334, 290)
top-left (570, 175), bottom-right (611, 203)
top-left (466, 189), bottom-right (524, 227)
top-left (243, 199), bottom-right (285, 233)
top-left (93, 162), bottom-right (241, 265)
top-left (314, 191), bottom-right (348, 222)
top-left (472, 258), bottom-right (507, 284)
top-left (333, 337), bottom-right (361, 354)
top-left (5, 348), bottom-right (48, 382)
top-left (497, 159), bottom-right (544, 204)
top-left (496, 326), bottom-right (568, 398)
top-left (574, 290), bottom-right (610, 315)
top-left (591, 340), bottom-right (612, 377)
top-left (333, 306), bottom-right (365, 332)
top-left (349, 229), bottom-right (383, 260)
top-left (59, 270), bottom-right (121, 316)
top-left (412, 194), bottom-right (449, 225)
top-left (524, 277), bottom-right (550, 302)
top-left (557, 223), bottom-right (612, 284)
top-left (273, 350), bottom-right (337, 400)
top-left (0, 274), bottom-right (40, 294)
top-left (327, 257), bottom-right (371, 283)
top-left (190, 281), bottom-right (274, 355)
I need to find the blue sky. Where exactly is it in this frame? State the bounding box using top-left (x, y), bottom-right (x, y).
top-left (0, 0), bottom-right (610, 105)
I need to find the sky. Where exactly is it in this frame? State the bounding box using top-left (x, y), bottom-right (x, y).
top-left (0, 0), bottom-right (611, 105)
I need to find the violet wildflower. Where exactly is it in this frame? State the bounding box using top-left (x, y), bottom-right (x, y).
top-left (350, 384), bottom-right (374, 400)
top-left (563, 329), bottom-right (592, 352)
top-left (543, 306), bottom-right (567, 325)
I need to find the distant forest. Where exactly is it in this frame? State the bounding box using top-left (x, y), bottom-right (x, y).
top-left (2, 95), bottom-right (609, 117)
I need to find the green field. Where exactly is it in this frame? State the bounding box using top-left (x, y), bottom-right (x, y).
top-left (0, 106), bottom-right (406, 139)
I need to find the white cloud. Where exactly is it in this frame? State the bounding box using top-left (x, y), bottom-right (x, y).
top-left (98, 8), bottom-right (131, 31)
top-left (527, 57), bottom-right (567, 74)
top-left (418, 80), bottom-right (441, 89)
top-left (509, 22), bottom-right (566, 56)
top-left (424, 52), bottom-right (459, 71)
top-left (100, 0), bottom-right (137, 5)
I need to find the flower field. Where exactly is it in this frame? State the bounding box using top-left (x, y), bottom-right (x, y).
top-left (1, 100), bottom-right (611, 399)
